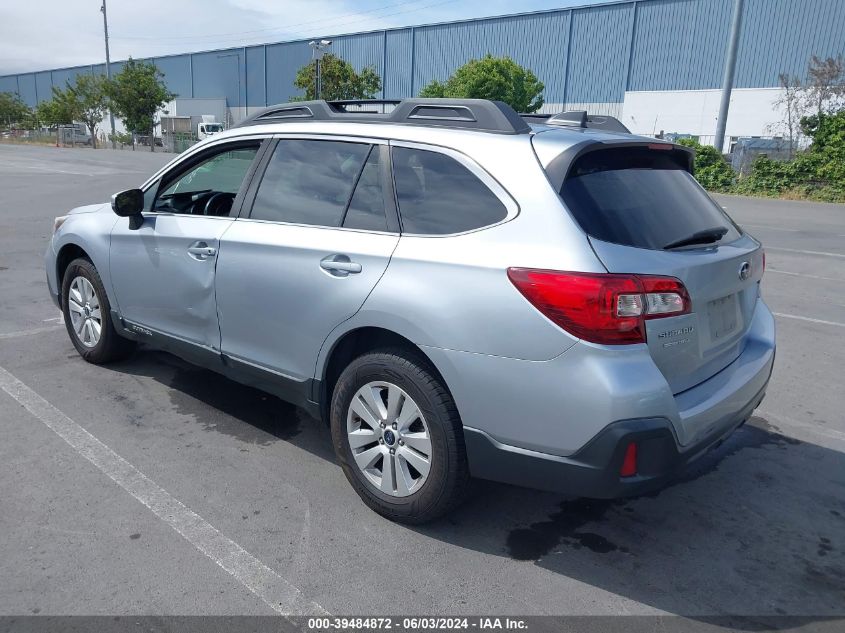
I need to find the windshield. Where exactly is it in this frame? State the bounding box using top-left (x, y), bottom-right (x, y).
top-left (560, 147), bottom-right (741, 250)
top-left (205, 124), bottom-right (223, 133)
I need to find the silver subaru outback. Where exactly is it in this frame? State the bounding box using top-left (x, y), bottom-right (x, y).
top-left (45, 99), bottom-right (775, 523)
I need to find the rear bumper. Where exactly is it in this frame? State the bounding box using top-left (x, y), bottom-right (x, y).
top-left (465, 380), bottom-right (769, 498)
top-left (458, 299), bottom-right (775, 497)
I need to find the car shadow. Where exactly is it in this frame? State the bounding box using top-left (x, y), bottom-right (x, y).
top-left (109, 349), bottom-right (844, 622)
top-left (108, 347), bottom-right (336, 463)
top-left (416, 419), bottom-right (845, 623)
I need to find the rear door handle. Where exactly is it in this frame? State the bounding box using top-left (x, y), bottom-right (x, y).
top-left (320, 254), bottom-right (362, 277)
top-left (187, 242), bottom-right (217, 260)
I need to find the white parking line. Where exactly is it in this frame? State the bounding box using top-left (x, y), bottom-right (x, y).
top-left (0, 325), bottom-right (63, 340)
top-left (767, 269), bottom-right (843, 283)
top-left (766, 247), bottom-right (845, 259)
top-left (0, 162), bottom-right (96, 176)
top-left (0, 364), bottom-right (328, 617)
top-left (773, 313), bottom-right (845, 328)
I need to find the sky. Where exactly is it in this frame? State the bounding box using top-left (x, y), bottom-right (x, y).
top-left (0, 0), bottom-right (607, 75)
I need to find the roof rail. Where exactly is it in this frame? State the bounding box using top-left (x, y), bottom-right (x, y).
top-left (330, 99), bottom-right (402, 112)
top-left (521, 110), bottom-right (631, 134)
top-left (235, 98), bottom-right (531, 135)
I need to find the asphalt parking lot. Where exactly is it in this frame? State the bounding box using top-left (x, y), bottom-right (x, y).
top-left (0, 143), bottom-right (843, 619)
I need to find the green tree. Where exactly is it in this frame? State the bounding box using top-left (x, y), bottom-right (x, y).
top-left (0, 92), bottom-right (34, 128)
top-left (799, 110), bottom-right (845, 192)
top-left (35, 86), bottom-right (80, 145)
top-left (293, 53), bottom-right (381, 101)
top-left (676, 138), bottom-right (736, 192)
top-left (68, 74), bottom-right (109, 149)
top-left (106, 58), bottom-right (175, 152)
top-left (419, 54), bottom-right (545, 113)
top-left (36, 86), bottom-right (79, 125)
top-left (736, 110), bottom-right (845, 202)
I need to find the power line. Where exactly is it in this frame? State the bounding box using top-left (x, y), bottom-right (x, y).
top-left (109, 0), bottom-right (440, 44)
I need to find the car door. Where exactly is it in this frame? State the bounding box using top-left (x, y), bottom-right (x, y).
top-left (109, 138), bottom-right (266, 351)
top-left (215, 136), bottom-right (400, 387)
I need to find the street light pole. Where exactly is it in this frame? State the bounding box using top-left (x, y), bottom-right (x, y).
top-left (101, 0), bottom-right (117, 149)
top-left (308, 40), bottom-right (332, 100)
top-left (714, 0), bottom-right (744, 153)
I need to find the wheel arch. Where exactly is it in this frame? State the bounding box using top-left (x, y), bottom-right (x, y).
top-left (317, 326), bottom-right (452, 426)
top-left (55, 243), bottom-right (93, 307)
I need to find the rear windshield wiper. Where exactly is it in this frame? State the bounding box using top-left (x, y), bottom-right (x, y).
top-left (663, 227), bottom-right (728, 250)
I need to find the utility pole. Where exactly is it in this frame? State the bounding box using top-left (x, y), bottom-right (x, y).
top-left (714, 0), bottom-right (744, 153)
top-left (101, 0), bottom-right (117, 149)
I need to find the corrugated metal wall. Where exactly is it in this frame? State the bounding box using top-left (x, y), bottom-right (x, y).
top-left (3, 0), bottom-right (844, 112)
top-left (565, 3), bottom-right (632, 103)
top-left (384, 29), bottom-right (414, 99)
top-left (628, 0), bottom-right (735, 91)
top-left (410, 10), bottom-right (572, 102)
top-left (735, 0), bottom-right (845, 88)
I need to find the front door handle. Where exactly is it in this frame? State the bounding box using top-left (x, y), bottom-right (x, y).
top-left (187, 242), bottom-right (217, 260)
top-left (320, 254), bottom-right (362, 277)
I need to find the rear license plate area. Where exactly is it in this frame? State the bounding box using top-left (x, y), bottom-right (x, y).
top-left (707, 294), bottom-right (739, 340)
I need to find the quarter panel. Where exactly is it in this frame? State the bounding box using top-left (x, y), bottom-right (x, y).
top-left (421, 342), bottom-right (676, 456)
top-left (361, 233), bottom-right (580, 360)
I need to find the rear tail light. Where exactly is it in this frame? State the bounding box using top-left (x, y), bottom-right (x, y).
top-left (507, 268), bottom-right (691, 345)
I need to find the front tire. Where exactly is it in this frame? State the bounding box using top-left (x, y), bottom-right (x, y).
top-left (330, 348), bottom-right (469, 523)
top-left (61, 257), bottom-right (135, 364)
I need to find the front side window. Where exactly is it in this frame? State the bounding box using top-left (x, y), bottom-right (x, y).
top-left (250, 139), bottom-right (372, 227)
top-left (391, 147), bottom-right (508, 235)
top-left (153, 144), bottom-right (260, 217)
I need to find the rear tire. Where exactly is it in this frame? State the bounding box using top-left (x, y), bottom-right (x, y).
top-left (61, 257), bottom-right (135, 364)
top-left (330, 347), bottom-right (469, 523)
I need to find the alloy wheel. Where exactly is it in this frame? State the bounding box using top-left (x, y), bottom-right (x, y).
top-left (67, 276), bottom-right (102, 348)
top-left (346, 381), bottom-right (432, 497)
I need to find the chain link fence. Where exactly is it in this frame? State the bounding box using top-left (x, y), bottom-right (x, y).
top-left (1, 117), bottom-right (198, 152)
top-left (1, 118), bottom-right (98, 148)
top-left (660, 132), bottom-right (798, 175)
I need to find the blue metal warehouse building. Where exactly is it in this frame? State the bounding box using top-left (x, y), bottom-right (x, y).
top-left (2, 0), bottom-right (844, 143)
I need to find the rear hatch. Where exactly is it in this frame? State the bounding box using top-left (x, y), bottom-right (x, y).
top-left (558, 144), bottom-right (763, 394)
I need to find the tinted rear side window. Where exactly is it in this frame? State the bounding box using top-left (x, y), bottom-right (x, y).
top-left (560, 147), bottom-right (740, 250)
top-left (343, 147), bottom-right (388, 232)
top-left (251, 139), bottom-right (370, 227)
top-left (392, 147), bottom-right (507, 235)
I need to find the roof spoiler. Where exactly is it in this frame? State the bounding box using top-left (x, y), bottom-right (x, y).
top-left (522, 110), bottom-right (631, 133)
top-left (235, 98), bottom-right (531, 135)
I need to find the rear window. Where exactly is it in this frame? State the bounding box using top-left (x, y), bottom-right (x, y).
top-left (560, 147), bottom-right (740, 250)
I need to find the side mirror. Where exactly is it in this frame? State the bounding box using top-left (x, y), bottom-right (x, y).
top-left (111, 189), bottom-right (144, 217)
